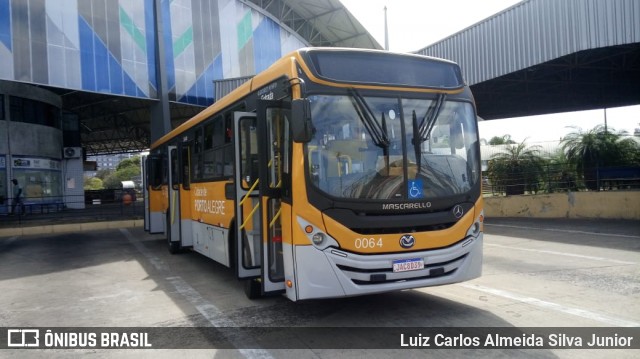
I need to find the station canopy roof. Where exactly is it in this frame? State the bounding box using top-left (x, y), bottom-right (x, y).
top-left (251, 0), bottom-right (382, 49)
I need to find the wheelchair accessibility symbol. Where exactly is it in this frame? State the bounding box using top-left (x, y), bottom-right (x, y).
top-left (408, 180), bottom-right (423, 199)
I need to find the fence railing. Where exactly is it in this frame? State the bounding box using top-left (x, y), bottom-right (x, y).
top-left (0, 192), bottom-right (143, 227)
top-left (484, 164), bottom-right (640, 196)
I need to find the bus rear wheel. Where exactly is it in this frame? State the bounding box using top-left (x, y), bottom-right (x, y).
top-left (168, 237), bottom-right (180, 254)
top-left (244, 278), bottom-right (262, 299)
top-left (167, 212), bottom-right (180, 254)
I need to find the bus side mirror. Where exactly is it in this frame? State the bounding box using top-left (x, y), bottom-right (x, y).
top-left (292, 99), bottom-right (314, 143)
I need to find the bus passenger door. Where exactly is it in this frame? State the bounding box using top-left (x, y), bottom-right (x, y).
top-left (233, 113), bottom-right (262, 279)
top-left (146, 154), bottom-right (165, 234)
top-left (142, 154), bottom-right (150, 231)
top-left (167, 145), bottom-right (181, 253)
top-left (179, 143), bottom-right (193, 247)
top-left (256, 102), bottom-right (288, 295)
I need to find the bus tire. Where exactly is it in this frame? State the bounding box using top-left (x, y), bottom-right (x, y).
top-left (244, 278), bottom-right (262, 299)
top-left (167, 212), bottom-right (180, 254)
top-left (168, 238), bottom-right (180, 254)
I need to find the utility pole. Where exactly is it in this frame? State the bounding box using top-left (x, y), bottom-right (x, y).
top-left (384, 6), bottom-right (389, 50)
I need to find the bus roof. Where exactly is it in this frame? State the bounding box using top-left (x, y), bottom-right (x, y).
top-left (150, 48), bottom-right (464, 150)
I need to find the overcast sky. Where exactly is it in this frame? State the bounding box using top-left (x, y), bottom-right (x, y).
top-left (341, 0), bottom-right (521, 52)
top-left (339, 0), bottom-right (640, 142)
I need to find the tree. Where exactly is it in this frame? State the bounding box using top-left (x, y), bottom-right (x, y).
top-left (84, 176), bottom-right (104, 190)
top-left (102, 156), bottom-right (142, 189)
top-left (95, 169), bottom-right (113, 181)
top-left (561, 125), bottom-right (640, 190)
top-left (487, 140), bottom-right (545, 196)
top-left (544, 149), bottom-right (578, 192)
top-left (488, 134), bottom-right (517, 145)
top-left (116, 156), bottom-right (141, 171)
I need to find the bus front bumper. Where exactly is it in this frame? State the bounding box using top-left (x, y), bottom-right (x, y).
top-left (292, 234), bottom-right (483, 300)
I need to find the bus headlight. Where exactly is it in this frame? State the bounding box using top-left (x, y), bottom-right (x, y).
top-left (297, 216), bottom-right (340, 250)
top-left (471, 222), bottom-right (480, 235)
top-left (466, 210), bottom-right (484, 238)
top-left (312, 232), bottom-right (325, 245)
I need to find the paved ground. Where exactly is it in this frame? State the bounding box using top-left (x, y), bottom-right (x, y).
top-left (0, 217), bottom-right (638, 358)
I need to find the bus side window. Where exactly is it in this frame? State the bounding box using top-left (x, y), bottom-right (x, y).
top-left (223, 115), bottom-right (233, 177)
top-left (160, 148), bottom-right (168, 186)
top-left (182, 144), bottom-right (191, 190)
top-left (193, 128), bottom-right (203, 180)
top-left (170, 147), bottom-right (179, 190)
top-left (223, 145), bottom-right (233, 177)
top-left (148, 155), bottom-right (164, 190)
top-left (238, 117), bottom-right (259, 187)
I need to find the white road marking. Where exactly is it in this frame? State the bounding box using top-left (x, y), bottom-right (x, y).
top-left (485, 243), bottom-right (637, 265)
top-left (485, 223), bottom-right (640, 239)
top-left (120, 229), bottom-right (168, 272)
top-left (165, 276), bottom-right (236, 327)
top-left (120, 229), bottom-right (273, 359)
top-left (460, 283), bottom-right (640, 327)
top-left (166, 276), bottom-right (272, 359)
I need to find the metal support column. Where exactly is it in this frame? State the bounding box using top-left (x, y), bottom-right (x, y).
top-left (150, 0), bottom-right (171, 143)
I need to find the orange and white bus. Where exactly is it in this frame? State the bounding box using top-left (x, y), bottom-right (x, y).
top-left (145, 48), bottom-right (483, 301)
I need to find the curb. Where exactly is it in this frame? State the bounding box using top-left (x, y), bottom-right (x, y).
top-left (0, 219), bottom-right (144, 237)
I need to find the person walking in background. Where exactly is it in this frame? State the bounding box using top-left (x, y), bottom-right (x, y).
top-left (10, 179), bottom-right (24, 215)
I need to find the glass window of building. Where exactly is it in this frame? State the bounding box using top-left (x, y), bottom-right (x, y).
top-left (11, 158), bottom-right (63, 204)
top-left (9, 96), bottom-right (61, 129)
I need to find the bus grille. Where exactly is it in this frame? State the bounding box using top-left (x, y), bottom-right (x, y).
top-left (352, 222), bottom-right (455, 235)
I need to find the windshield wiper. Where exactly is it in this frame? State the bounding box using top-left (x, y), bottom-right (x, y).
top-left (349, 88), bottom-right (390, 148)
top-left (412, 110), bottom-right (422, 168)
top-left (418, 93), bottom-right (446, 142)
top-left (412, 94), bottom-right (446, 168)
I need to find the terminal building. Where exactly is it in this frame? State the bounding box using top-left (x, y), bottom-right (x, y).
top-left (4, 0), bottom-right (636, 214)
top-left (0, 0), bottom-right (379, 212)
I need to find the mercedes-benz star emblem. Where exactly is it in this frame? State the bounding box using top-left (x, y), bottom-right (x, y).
top-left (400, 235), bottom-right (415, 249)
top-left (452, 205), bottom-right (464, 219)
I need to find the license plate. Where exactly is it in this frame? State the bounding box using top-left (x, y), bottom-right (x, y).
top-left (392, 258), bottom-right (424, 273)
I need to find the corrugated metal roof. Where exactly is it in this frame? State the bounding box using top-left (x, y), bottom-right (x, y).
top-left (244, 0), bottom-right (382, 49)
top-left (214, 76), bottom-right (253, 102)
top-left (284, 0), bottom-right (382, 48)
top-left (417, 0), bottom-right (640, 85)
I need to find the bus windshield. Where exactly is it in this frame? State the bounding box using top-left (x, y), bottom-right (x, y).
top-left (307, 94), bottom-right (480, 200)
